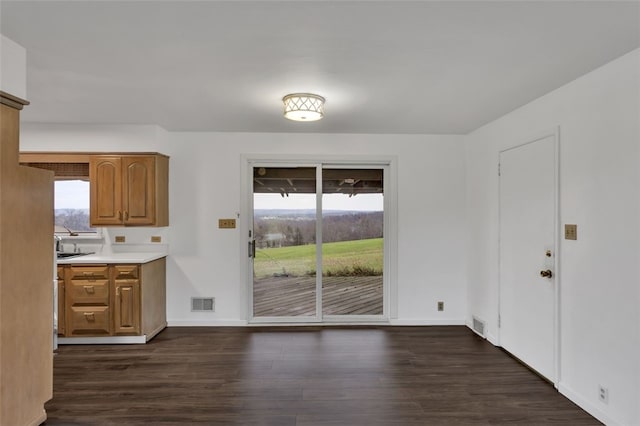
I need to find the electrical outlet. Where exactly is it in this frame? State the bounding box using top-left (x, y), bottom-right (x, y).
top-left (598, 385), bottom-right (609, 404)
top-left (437, 301), bottom-right (444, 311)
top-left (218, 219), bottom-right (236, 229)
top-left (151, 236), bottom-right (162, 243)
top-left (115, 236), bottom-right (125, 243)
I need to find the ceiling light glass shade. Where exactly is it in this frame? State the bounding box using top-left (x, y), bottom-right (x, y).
top-left (282, 93), bottom-right (325, 121)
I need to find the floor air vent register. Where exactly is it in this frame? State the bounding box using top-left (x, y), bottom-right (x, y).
top-left (191, 297), bottom-right (215, 312)
top-left (472, 316), bottom-right (486, 338)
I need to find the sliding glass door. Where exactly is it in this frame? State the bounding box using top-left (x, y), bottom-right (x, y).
top-left (251, 167), bottom-right (319, 319)
top-left (250, 164), bottom-right (385, 322)
top-left (321, 168), bottom-right (384, 317)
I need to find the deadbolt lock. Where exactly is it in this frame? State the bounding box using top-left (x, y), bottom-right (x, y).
top-left (545, 250), bottom-right (552, 257)
top-left (540, 269), bottom-right (553, 278)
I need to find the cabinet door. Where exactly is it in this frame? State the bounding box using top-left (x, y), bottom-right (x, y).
top-left (114, 279), bottom-right (141, 335)
top-left (90, 156), bottom-right (123, 226)
top-left (123, 156), bottom-right (155, 225)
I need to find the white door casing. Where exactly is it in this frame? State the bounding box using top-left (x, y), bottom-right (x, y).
top-left (499, 132), bottom-right (558, 383)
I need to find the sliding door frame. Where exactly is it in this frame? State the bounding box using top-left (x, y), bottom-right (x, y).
top-left (240, 154), bottom-right (398, 324)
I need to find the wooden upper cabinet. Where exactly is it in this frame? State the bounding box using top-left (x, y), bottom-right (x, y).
top-left (90, 156), bottom-right (123, 225)
top-left (90, 154), bottom-right (168, 227)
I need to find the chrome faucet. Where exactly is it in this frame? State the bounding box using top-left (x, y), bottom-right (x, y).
top-left (54, 235), bottom-right (62, 252)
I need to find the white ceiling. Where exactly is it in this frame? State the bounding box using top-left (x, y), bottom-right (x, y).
top-left (1, 1), bottom-right (639, 134)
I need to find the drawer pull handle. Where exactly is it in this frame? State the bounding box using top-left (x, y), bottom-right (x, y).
top-left (83, 312), bottom-right (95, 322)
top-left (83, 285), bottom-right (95, 294)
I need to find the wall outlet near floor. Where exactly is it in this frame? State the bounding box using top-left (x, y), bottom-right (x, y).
top-left (437, 301), bottom-right (444, 311)
top-left (598, 385), bottom-right (609, 404)
top-left (115, 235), bottom-right (125, 243)
top-left (151, 236), bottom-right (162, 243)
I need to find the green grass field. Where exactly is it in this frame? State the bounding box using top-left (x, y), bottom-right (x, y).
top-left (254, 238), bottom-right (383, 278)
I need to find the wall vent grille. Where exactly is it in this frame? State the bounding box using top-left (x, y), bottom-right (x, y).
top-left (191, 297), bottom-right (215, 312)
top-left (472, 316), bottom-right (486, 338)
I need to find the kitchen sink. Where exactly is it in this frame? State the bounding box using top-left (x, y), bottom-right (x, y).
top-left (57, 252), bottom-right (94, 259)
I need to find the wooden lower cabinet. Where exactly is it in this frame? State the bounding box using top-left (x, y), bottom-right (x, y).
top-left (65, 265), bottom-right (110, 336)
top-left (60, 258), bottom-right (165, 340)
top-left (113, 265), bottom-right (141, 335)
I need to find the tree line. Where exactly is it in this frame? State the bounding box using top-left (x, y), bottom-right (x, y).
top-left (254, 211), bottom-right (382, 248)
top-left (55, 209), bottom-right (93, 232)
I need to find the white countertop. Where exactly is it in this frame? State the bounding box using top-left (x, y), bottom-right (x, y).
top-left (57, 252), bottom-right (167, 265)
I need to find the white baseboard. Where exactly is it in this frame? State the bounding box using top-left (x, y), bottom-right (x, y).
top-left (167, 319), bottom-right (248, 327)
top-left (389, 319), bottom-right (466, 326)
top-left (59, 335), bottom-right (147, 344)
top-left (486, 332), bottom-right (499, 346)
top-left (558, 383), bottom-right (620, 426)
top-left (168, 319), bottom-right (467, 327)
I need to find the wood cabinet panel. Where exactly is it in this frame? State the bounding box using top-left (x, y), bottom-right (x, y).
top-left (90, 156), bottom-right (123, 225)
top-left (114, 265), bottom-right (139, 279)
top-left (59, 259), bottom-right (165, 340)
top-left (68, 265), bottom-right (109, 280)
top-left (67, 279), bottom-right (109, 305)
top-left (114, 279), bottom-right (141, 335)
top-left (123, 157), bottom-right (155, 225)
top-left (1, 94), bottom-right (53, 425)
top-left (68, 306), bottom-right (111, 335)
top-left (90, 154), bottom-right (168, 227)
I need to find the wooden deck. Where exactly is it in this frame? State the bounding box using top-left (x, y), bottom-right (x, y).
top-left (253, 275), bottom-right (383, 317)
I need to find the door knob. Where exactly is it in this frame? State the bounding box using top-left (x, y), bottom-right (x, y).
top-left (540, 269), bottom-right (553, 278)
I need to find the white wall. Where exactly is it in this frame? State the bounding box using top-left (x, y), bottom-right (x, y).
top-left (0, 34), bottom-right (27, 99)
top-left (20, 127), bottom-right (468, 325)
top-left (465, 49), bottom-right (640, 425)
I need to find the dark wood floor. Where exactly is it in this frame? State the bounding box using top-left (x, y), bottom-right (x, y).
top-left (253, 276), bottom-right (383, 317)
top-left (44, 326), bottom-right (600, 425)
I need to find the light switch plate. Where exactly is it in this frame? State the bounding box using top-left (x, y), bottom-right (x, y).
top-left (115, 235), bottom-right (126, 243)
top-left (219, 219), bottom-right (236, 229)
top-left (565, 224), bottom-right (577, 240)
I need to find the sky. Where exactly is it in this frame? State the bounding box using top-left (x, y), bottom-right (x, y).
top-left (55, 180), bottom-right (90, 209)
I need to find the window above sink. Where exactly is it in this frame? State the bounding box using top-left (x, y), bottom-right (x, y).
top-left (55, 180), bottom-right (96, 235)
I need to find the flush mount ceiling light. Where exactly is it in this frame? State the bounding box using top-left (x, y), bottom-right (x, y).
top-left (282, 93), bottom-right (325, 122)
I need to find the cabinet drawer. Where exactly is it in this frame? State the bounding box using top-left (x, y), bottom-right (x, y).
top-left (68, 265), bottom-right (109, 280)
top-left (68, 279), bottom-right (109, 305)
top-left (114, 265), bottom-right (139, 279)
top-left (68, 306), bottom-right (111, 335)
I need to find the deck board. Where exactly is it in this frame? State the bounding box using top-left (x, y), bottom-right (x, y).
top-left (253, 276), bottom-right (383, 317)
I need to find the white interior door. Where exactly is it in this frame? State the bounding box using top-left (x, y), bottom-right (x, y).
top-left (499, 133), bottom-right (557, 382)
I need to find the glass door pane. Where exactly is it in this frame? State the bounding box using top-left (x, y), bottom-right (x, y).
top-left (252, 167), bottom-right (318, 318)
top-left (321, 168), bottom-right (384, 316)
